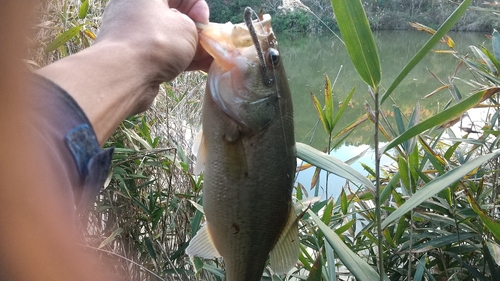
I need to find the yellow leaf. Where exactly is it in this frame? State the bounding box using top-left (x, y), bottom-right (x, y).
top-left (84, 29), bottom-right (96, 40)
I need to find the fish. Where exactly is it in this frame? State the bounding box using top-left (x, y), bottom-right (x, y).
top-left (186, 7), bottom-right (298, 281)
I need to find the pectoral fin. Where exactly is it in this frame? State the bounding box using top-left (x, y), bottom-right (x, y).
top-left (269, 207), bottom-right (300, 275)
top-left (185, 223), bottom-right (221, 258)
top-left (192, 129), bottom-right (206, 175)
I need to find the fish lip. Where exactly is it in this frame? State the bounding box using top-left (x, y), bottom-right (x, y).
top-left (196, 15), bottom-right (273, 72)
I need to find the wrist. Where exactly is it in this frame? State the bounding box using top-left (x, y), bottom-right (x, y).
top-left (37, 41), bottom-right (158, 145)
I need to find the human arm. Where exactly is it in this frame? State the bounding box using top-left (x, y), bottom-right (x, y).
top-left (36, 0), bottom-right (211, 145)
top-left (0, 0), bottom-right (210, 280)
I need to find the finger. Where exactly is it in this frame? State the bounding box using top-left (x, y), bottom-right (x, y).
top-left (169, 0), bottom-right (209, 24)
top-left (167, 0), bottom-right (182, 8)
top-left (186, 56), bottom-right (212, 72)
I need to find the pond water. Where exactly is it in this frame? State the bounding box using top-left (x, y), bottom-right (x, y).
top-left (278, 30), bottom-right (489, 198)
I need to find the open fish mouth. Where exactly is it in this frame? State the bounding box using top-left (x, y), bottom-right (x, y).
top-left (195, 9), bottom-right (281, 133)
top-left (195, 9), bottom-right (274, 75)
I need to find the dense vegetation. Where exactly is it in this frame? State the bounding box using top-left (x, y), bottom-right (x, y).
top-left (208, 0), bottom-right (500, 32)
top-left (32, 0), bottom-right (500, 280)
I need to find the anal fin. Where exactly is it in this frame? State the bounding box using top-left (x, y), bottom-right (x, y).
top-left (269, 207), bottom-right (300, 275)
top-left (185, 223), bottom-right (221, 258)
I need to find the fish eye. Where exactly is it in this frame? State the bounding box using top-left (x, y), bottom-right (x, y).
top-left (267, 48), bottom-right (280, 66)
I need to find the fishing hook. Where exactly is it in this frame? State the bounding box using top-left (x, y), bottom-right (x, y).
top-left (244, 7), bottom-right (274, 85)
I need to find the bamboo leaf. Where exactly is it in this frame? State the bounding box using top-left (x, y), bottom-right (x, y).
top-left (340, 188), bottom-right (348, 215)
top-left (382, 87), bottom-right (500, 153)
top-left (311, 92), bottom-right (330, 134)
top-left (297, 142), bottom-right (376, 191)
top-left (306, 252), bottom-right (322, 281)
top-left (322, 199), bottom-right (334, 224)
top-left (381, 172), bottom-right (400, 204)
top-left (99, 227), bottom-right (123, 249)
top-left (466, 189), bottom-right (500, 241)
top-left (393, 105), bottom-right (406, 136)
top-left (481, 46), bottom-right (500, 73)
top-left (332, 87), bottom-right (355, 130)
top-left (308, 210), bottom-right (387, 281)
top-left (335, 219), bottom-right (355, 235)
top-left (398, 156), bottom-right (410, 189)
top-left (79, 0), bottom-right (89, 19)
top-left (493, 29), bottom-right (500, 62)
top-left (409, 233), bottom-right (478, 253)
top-left (470, 45), bottom-right (496, 74)
top-left (324, 75), bottom-right (333, 132)
top-left (331, 114), bottom-right (368, 139)
top-left (325, 241), bottom-right (336, 281)
top-left (382, 149), bottom-right (500, 229)
top-left (330, 0), bottom-right (381, 88)
top-left (486, 241), bottom-right (500, 266)
top-left (45, 25), bottom-right (82, 53)
top-left (381, 0), bottom-right (472, 104)
top-left (414, 254), bottom-right (427, 281)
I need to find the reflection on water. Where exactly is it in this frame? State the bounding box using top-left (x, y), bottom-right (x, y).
top-left (279, 30), bottom-right (487, 149)
top-left (281, 30), bottom-right (488, 198)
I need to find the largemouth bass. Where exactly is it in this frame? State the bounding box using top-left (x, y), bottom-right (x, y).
top-left (186, 8), bottom-right (298, 281)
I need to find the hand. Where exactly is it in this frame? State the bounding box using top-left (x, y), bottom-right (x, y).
top-left (170, 0), bottom-right (213, 71)
top-left (97, 0), bottom-right (211, 81)
top-left (37, 0), bottom-right (213, 144)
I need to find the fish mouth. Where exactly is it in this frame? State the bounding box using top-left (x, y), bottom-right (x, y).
top-left (197, 11), bottom-right (278, 133)
top-left (196, 11), bottom-right (273, 72)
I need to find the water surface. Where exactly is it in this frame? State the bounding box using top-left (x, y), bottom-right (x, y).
top-left (279, 30), bottom-right (488, 198)
top-left (279, 30), bottom-right (487, 148)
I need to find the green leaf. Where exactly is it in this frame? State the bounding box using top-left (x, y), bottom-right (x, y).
top-left (322, 199), bottom-right (334, 224)
top-left (340, 189), bottom-right (348, 215)
top-left (493, 29), bottom-right (500, 62)
top-left (382, 149), bottom-right (500, 229)
top-left (202, 263), bottom-right (225, 278)
top-left (311, 92), bottom-right (330, 134)
top-left (330, 0), bottom-right (381, 88)
top-left (382, 87), bottom-right (500, 153)
top-left (308, 210), bottom-right (387, 281)
top-left (144, 237), bottom-right (157, 260)
top-left (409, 144), bottom-right (420, 183)
top-left (325, 241), bottom-right (336, 281)
top-left (335, 219), bottom-right (355, 235)
top-left (381, 0), bottom-right (472, 104)
top-left (332, 87), bottom-right (355, 130)
top-left (486, 241), bottom-right (500, 266)
top-left (296, 142), bottom-right (376, 192)
top-left (45, 26), bottom-right (82, 53)
top-left (414, 254), bottom-right (427, 281)
top-left (380, 172), bottom-right (399, 203)
top-left (398, 156), bottom-right (410, 190)
top-left (306, 253), bottom-right (322, 281)
top-left (481, 46), bottom-right (500, 74)
top-left (393, 105), bottom-right (406, 136)
top-left (324, 75), bottom-right (333, 132)
top-left (193, 257), bottom-right (204, 274)
top-left (79, 0), bottom-right (89, 19)
top-left (467, 190), bottom-right (500, 242)
top-left (411, 232), bottom-right (478, 253)
top-left (470, 45), bottom-right (496, 74)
